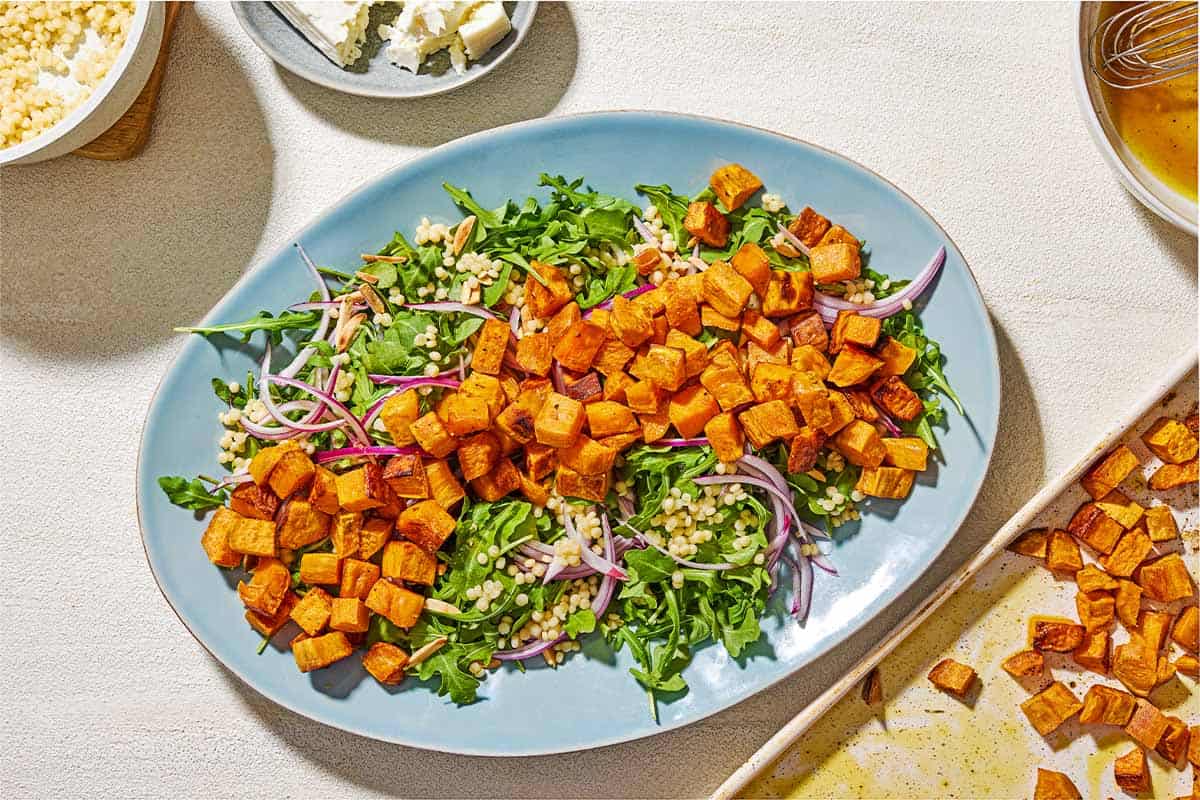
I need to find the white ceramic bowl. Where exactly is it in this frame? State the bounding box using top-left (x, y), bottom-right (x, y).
top-left (1072, 2), bottom-right (1198, 236)
top-left (0, 1), bottom-right (165, 166)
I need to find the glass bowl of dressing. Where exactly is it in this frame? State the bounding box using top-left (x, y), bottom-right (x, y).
top-left (1073, 1), bottom-right (1198, 236)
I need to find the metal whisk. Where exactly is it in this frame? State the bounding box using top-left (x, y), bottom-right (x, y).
top-left (1090, 1), bottom-right (1198, 89)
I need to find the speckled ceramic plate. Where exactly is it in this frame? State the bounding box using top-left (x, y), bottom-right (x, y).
top-left (138, 112), bottom-right (1000, 756)
top-left (231, 1), bottom-right (537, 99)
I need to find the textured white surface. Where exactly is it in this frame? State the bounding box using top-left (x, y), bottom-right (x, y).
top-left (0, 2), bottom-right (1195, 798)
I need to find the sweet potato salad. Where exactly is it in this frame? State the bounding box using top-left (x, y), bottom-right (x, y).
top-left (161, 166), bottom-right (961, 709)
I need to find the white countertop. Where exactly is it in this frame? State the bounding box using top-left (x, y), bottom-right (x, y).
top-left (1, 2), bottom-right (1195, 797)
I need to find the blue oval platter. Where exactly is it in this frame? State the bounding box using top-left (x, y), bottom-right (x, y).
top-left (137, 111), bottom-right (1000, 756)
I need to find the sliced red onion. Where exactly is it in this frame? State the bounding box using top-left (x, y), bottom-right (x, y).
top-left (508, 305), bottom-right (520, 335)
top-left (289, 300), bottom-right (363, 312)
top-left (783, 552), bottom-right (814, 623)
top-left (564, 507), bottom-right (627, 580)
top-left (457, 355), bottom-right (466, 382)
top-left (368, 374), bottom-right (461, 388)
top-left (812, 246), bottom-right (946, 323)
top-left (266, 374), bottom-right (371, 445)
top-left (585, 283), bottom-right (657, 315)
top-left (283, 243), bottom-right (335, 377)
top-left (797, 519), bottom-right (832, 542)
top-left (691, 242), bottom-right (700, 259)
top-left (657, 438), bottom-right (710, 447)
top-left (617, 494), bottom-right (635, 520)
top-left (694, 474), bottom-right (801, 529)
top-left (492, 632), bottom-right (565, 662)
top-left (639, 532), bottom-right (737, 571)
top-left (362, 379), bottom-right (460, 429)
top-left (215, 473), bottom-right (255, 490)
top-left (242, 415), bottom-right (343, 440)
top-left (738, 454), bottom-right (789, 494)
top-left (776, 223), bottom-right (812, 258)
top-left (811, 552), bottom-right (839, 575)
top-left (874, 404), bottom-right (903, 437)
top-left (403, 302), bottom-right (501, 321)
top-left (314, 444), bottom-right (424, 464)
top-left (632, 216), bottom-right (657, 245)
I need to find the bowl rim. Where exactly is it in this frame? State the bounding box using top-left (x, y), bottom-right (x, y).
top-left (0, 1), bottom-right (155, 166)
top-left (135, 109), bottom-right (1001, 756)
top-left (231, 0), bottom-right (539, 100)
top-left (1070, 1), bottom-right (1198, 237)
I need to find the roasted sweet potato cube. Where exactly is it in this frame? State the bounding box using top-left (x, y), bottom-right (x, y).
top-left (397, 499), bottom-right (456, 553)
top-left (871, 375), bottom-right (923, 422)
top-left (1172, 606), bottom-right (1198, 651)
top-left (740, 310), bottom-right (780, 349)
top-left (684, 201), bottom-right (730, 247)
top-left (381, 454), bottom-right (429, 500)
top-left (224, 510), bottom-right (278, 560)
top-left (818, 224), bottom-right (860, 248)
top-left (423, 459), bottom-right (464, 510)
top-left (1113, 747), bottom-right (1149, 793)
top-left (278, 499), bottom-right (331, 550)
top-left (791, 344), bottom-right (831, 381)
top-left (298, 552), bottom-right (340, 586)
top-left (705, 411), bottom-right (746, 463)
top-left (609, 295), bottom-right (653, 348)
top-left (1142, 416), bottom-right (1199, 464)
top-left (1099, 528), bottom-right (1153, 578)
top-left (409, 411), bottom-right (457, 458)
top-left (237, 558), bottom-right (290, 616)
top-left (1126, 698), bottom-right (1169, 748)
top-left (1079, 684), bottom-right (1136, 726)
top-left (555, 465), bottom-right (609, 503)
top-left (828, 345), bottom-right (884, 388)
top-left (855, 466), bottom-right (915, 499)
top-left (553, 320), bottom-right (607, 373)
top-left (1143, 504), bottom-right (1179, 542)
top-left (731, 242), bottom-right (771, 297)
top-left (597, 432), bottom-right (640, 452)
top-left (830, 311), bottom-right (881, 353)
top-left (442, 393), bottom-right (491, 437)
top-left (1156, 716), bottom-right (1190, 763)
top-left (1033, 769), bottom-right (1081, 800)
top-left (1139, 608), bottom-right (1174, 653)
top-left (669, 384), bottom-right (720, 439)
top-left (338, 558), bottom-right (379, 600)
top-left (751, 363), bottom-right (796, 403)
top-left (702, 260), bottom-right (754, 317)
top-left (534, 392), bottom-right (586, 448)
top-left (365, 579), bottom-right (424, 628)
top-left (525, 262), bottom-right (573, 319)
top-left (761, 270), bottom-right (814, 318)
top-left (496, 403), bottom-right (538, 445)
top-left (665, 330), bottom-right (708, 378)
top-left (245, 592), bottom-right (297, 637)
top-left (710, 163), bottom-right (762, 211)
top-left (592, 339), bottom-right (635, 377)
top-left (700, 304), bottom-right (741, 331)
top-left (877, 336), bottom-right (917, 376)
top-left (202, 507), bottom-right (251, 566)
top-left (625, 379), bottom-right (667, 415)
top-left (231, 482), bottom-right (281, 521)
top-left (457, 431), bottom-right (500, 481)
top-left (1001, 649), bottom-right (1045, 677)
top-left (248, 440), bottom-right (298, 486)
top-left (586, 401), bottom-right (638, 439)
top-left (1181, 654), bottom-right (1200, 676)
top-left (1081, 445), bottom-right (1140, 499)
top-left (524, 444), bottom-right (557, 481)
top-left (1046, 529), bottom-right (1083, 573)
top-left (643, 344), bottom-right (687, 392)
top-left (632, 287), bottom-right (667, 316)
top-left (558, 436), bottom-right (617, 476)
top-left (786, 426), bottom-right (827, 474)
top-left (809, 243), bottom-right (861, 283)
top-left (545, 302), bottom-right (581, 347)
top-left (1076, 564), bottom-right (1119, 592)
top-left (290, 587), bottom-right (333, 636)
top-left (788, 311), bottom-right (828, 352)
top-left (1067, 502), bottom-right (1124, 554)
top-left (382, 539), bottom-right (437, 585)
top-left (363, 641), bottom-right (409, 685)
top-left (301, 466), bottom-right (338, 515)
top-left (269, 449), bottom-right (316, 499)
top-left (570, 372), bottom-right (610, 403)
top-left (515, 332), bottom-right (554, 376)
top-left (787, 207), bottom-right (831, 248)
top-left (1033, 620), bottom-right (1086, 652)
top-left (1149, 459), bottom-right (1198, 490)
top-left (1095, 490), bottom-right (1145, 530)
top-left (379, 390), bottom-right (420, 446)
top-left (700, 359), bottom-right (754, 412)
top-left (1155, 654), bottom-right (1175, 686)
top-left (1008, 528), bottom-right (1049, 559)
top-left (355, 517), bottom-right (390, 561)
top-left (927, 658), bottom-right (976, 697)
top-left (883, 437), bottom-right (928, 472)
top-left (1077, 591), bottom-right (1115, 633)
top-left (793, 371), bottom-right (832, 428)
top-left (843, 389), bottom-right (879, 422)
top-left (1113, 635), bottom-right (1159, 696)
top-left (1136, 553), bottom-right (1195, 602)
top-left (833, 419), bottom-right (887, 468)
top-left (1021, 681), bottom-right (1082, 735)
top-left (1073, 629), bottom-right (1109, 673)
top-left (329, 597), bottom-right (370, 634)
top-left (738, 400), bottom-right (799, 448)
top-left (662, 284), bottom-right (702, 336)
top-left (330, 511), bottom-right (361, 559)
top-left (469, 318), bottom-right (509, 376)
top-left (639, 412), bottom-right (671, 443)
top-left (336, 463), bottom-right (389, 512)
top-left (292, 631), bottom-right (353, 673)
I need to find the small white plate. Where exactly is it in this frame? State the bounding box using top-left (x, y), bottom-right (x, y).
top-left (232, 1), bottom-right (538, 99)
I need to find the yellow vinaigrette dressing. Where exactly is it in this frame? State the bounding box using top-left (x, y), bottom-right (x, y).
top-left (1098, 2), bottom-right (1199, 201)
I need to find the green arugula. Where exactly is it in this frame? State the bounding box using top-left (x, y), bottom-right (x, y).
top-left (882, 311), bottom-right (963, 449)
top-left (159, 476), bottom-right (228, 511)
top-left (175, 310), bottom-right (320, 345)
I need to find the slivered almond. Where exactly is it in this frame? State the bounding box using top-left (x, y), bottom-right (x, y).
top-left (359, 283), bottom-right (386, 314)
top-left (335, 312), bottom-right (366, 352)
top-left (423, 598), bottom-right (462, 616)
top-left (361, 253), bottom-right (407, 264)
top-left (355, 270), bottom-right (380, 285)
top-left (452, 215), bottom-right (476, 255)
top-left (407, 636), bottom-right (448, 668)
top-left (775, 239), bottom-right (803, 259)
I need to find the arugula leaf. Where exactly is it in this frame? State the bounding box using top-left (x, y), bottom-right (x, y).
top-left (211, 378), bottom-right (234, 406)
top-left (159, 476), bottom-right (227, 511)
top-left (175, 310), bottom-right (320, 345)
top-left (564, 608), bottom-right (596, 639)
top-left (881, 311), bottom-right (962, 452)
top-left (634, 183), bottom-right (689, 245)
top-left (442, 182), bottom-right (507, 229)
top-left (358, 261), bottom-right (398, 289)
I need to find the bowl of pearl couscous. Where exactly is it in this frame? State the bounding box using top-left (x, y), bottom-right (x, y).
top-left (0, 1), bottom-right (165, 165)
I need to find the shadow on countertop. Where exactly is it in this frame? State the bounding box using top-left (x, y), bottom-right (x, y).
top-left (274, 1), bottom-right (578, 149)
top-left (1126, 194), bottom-right (1198, 285)
top-left (0, 8), bottom-right (274, 360)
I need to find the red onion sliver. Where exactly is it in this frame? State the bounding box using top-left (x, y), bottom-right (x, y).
top-left (403, 302), bottom-right (501, 321)
top-left (631, 216), bottom-right (657, 245)
top-left (564, 507), bottom-right (627, 580)
top-left (776, 223), bottom-right (812, 258)
top-left (508, 305), bottom-right (520, 335)
top-left (694, 474), bottom-right (801, 528)
top-left (812, 246), bottom-right (946, 322)
top-left (656, 437), bottom-right (710, 447)
top-left (267, 374), bottom-right (371, 445)
top-left (585, 283), bottom-right (657, 315)
top-left (314, 445), bottom-right (424, 464)
top-left (874, 404), bottom-right (903, 437)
